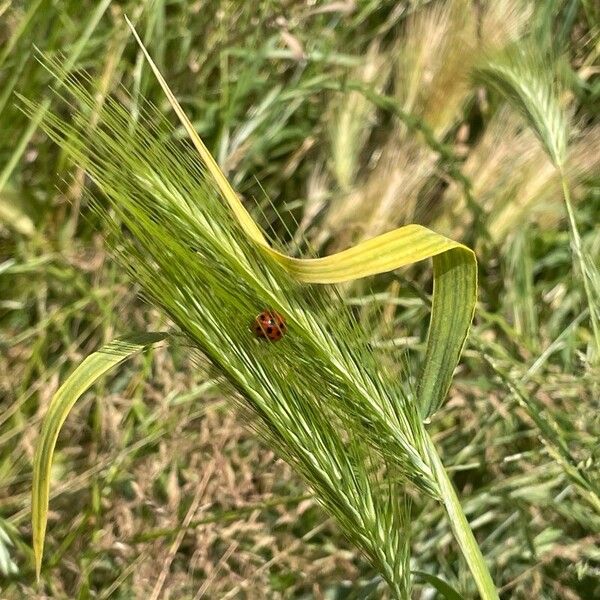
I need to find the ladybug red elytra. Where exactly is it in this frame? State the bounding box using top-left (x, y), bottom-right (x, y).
top-left (252, 310), bottom-right (287, 341)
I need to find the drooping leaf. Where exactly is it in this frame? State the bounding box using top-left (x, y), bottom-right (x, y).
top-left (125, 17), bottom-right (477, 420)
top-left (32, 332), bottom-right (167, 579)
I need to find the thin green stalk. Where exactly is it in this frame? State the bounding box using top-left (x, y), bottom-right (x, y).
top-left (426, 435), bottom-right (499, 600)
top-left (0, 99), bottom-right (48, 193)
top-left (560, 173), bottom-right (600, 358)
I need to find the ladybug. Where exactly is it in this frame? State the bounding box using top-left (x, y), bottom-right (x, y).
top-left (252, 309), bottom-right (287, 341)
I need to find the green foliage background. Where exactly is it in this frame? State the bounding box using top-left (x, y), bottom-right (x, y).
top-left (1, 1), bottom-right (599, 598)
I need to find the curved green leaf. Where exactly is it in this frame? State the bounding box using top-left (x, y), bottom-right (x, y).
top-left (126, 18), bottom-right (477, 420)
top-left (32, 332), bottom-right (167, 580)
top-left (413, 570), bottom-right (466, 600)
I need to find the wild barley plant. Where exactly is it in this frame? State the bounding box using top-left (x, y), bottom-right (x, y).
top-left (24, 40), bottom-right (497, 599)
top-left (321, 0), bottom-right (530, 241)
top-left (476, 42), bottom-right (600, 361)
top-left (441, 107), bottom-right (600, 245)
top-left (473, 42), bottom-right (600, 513)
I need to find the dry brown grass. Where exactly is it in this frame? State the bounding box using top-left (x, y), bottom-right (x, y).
top-left (319, 0), bottom-right (533, 246)
top-left (440, 111), bottom-right (600, 244)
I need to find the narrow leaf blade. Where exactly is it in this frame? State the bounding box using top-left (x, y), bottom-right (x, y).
top-left (413, 570), bottom-right (466, 600)
top-left (32, 332), bottom-right (166, 579)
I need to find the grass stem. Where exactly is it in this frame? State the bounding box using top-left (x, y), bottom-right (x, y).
top-left (560, 173), bottom-right (600, 360)
top-left (426, 435), bottom-right (499, 600)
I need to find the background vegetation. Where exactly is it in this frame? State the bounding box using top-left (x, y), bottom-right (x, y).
top-left (1, 0), bottom-right (599, 598)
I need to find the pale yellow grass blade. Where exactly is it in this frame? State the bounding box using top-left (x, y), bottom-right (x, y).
top-left (32, 333), bottom-right (167, 579)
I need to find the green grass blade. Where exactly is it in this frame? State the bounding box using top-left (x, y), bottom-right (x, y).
top-left (31, 332), bottom-right (167, 580)
top-left (419, 249), bottom-right (477, 418)
top-left (413, 570), bottom-right (466, 600)
top-left (0, 0), bottom-right (45, 69)
top-left (0, 0), bottom-right (112, 194)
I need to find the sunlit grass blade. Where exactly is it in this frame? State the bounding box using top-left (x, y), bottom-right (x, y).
top-left (124, 16), bottom-right (266, 247)
top-left (31, 333), bottom-right (167, 580)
